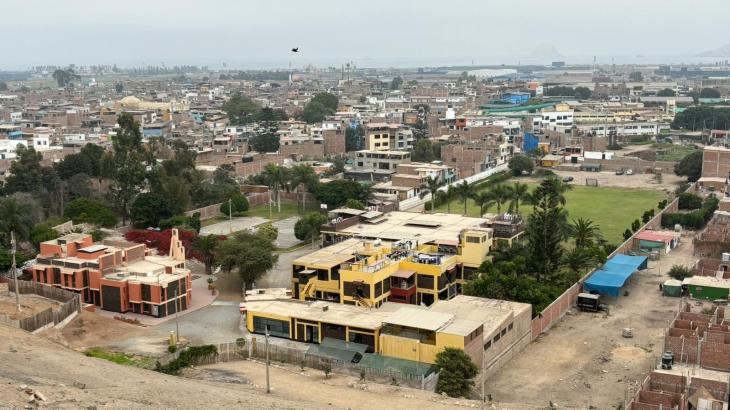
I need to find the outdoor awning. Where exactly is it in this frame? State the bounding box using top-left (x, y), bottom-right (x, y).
top-left (391, 269), bottom-right (416, 279)
top-left (300, 269), bottom-right (316, 275)
top-left (583, 254), bottom-right (648, 297)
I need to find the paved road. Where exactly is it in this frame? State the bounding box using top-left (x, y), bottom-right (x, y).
top-left (256, 246), bottom-right (312, 288)
top-left (272, 217), bottom-right (302, 248)
top-left (200, 216), bottom-right (268, 236)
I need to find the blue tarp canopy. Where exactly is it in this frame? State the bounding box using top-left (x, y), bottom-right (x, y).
top-left (583, 254), bottom-right (648, 297)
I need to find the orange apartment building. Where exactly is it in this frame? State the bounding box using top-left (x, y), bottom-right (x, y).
top-left (31, 229), bottom-right (192, 317)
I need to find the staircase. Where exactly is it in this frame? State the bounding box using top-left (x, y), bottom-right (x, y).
top-left (354, 295), bottom-right (372, 308)
top-left (302, 281), bottom-right (315, 298)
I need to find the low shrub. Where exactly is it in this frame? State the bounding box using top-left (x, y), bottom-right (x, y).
top-left (668, 265), bottom-right (693, 280)
top-left (155, 344), bottom-right (218, 375)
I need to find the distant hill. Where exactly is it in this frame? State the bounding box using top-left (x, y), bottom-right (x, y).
top-left (529, 43), bottom-right (564, 60)
top-left (696, 44), bottom-right (730, 57)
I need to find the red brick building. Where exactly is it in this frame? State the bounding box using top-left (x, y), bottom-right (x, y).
top-left (32, 229), bottom-right (191, 317)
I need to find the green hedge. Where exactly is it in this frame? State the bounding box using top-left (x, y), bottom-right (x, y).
top-left (662, 195), bottom-right (719, 229)
top-left (155, 345), bottom-right (218, 375)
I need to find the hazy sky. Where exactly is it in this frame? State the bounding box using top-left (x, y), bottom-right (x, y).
top-left (3, 0), bottom-right (729, 69)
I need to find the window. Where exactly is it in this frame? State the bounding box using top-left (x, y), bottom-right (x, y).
top-left (484, 340), bottom-right (492, 350)
top-left (253, 316), bottom-right (289, 338)
top-left (141, 284), bottom-right (151, 302)
top-left (508, 323), bottom-right (513, 332)
top-left (417, 274), bottom-right (434, 290)
top-left (501, 328), bottom-right (507, 337)
top-left (465, 235), bottom-right (481, 244)
top-left (494, 333), bottom-right (501, 342)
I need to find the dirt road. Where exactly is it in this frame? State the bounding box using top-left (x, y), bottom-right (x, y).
top-left (486, 234), bottom-right (698, 409)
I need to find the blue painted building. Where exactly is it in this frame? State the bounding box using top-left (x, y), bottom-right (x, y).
top-left (522, 132), bottom-right (539, 153)
top-left (501, 92), bottom-right (531, 105)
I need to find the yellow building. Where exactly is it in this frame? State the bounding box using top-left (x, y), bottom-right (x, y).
top-left (292, 228), bottom-right (491, 308)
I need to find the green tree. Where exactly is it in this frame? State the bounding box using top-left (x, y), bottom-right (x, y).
top-left (668, 265), bottom-right (693, 280)
top-left (508, 182), bottom-right (530, 213)
top-left (623, 229), bottom-right (633, 241)
top-left (631, 219), bottom-right (641, 232)
top-left (671, 106), bottom-right (730, 130)
top-left (490, 185), bottom-right (511, 213)
top-left (472, 191), bottom-right (494, 216)
top-left (262, 164), bottom-right (289, 212)
top-left (674, 151), bottom-right (702, 182)
top-left (302, 93), bottom-right (338, 124)
top-left (508, 154), bottom-right (534, 176)
top-left (289, 164), bottom-right (318, 212)
top-left (562, 247), bottom-right (595, 274)
top-left (256, 222), bottom-right (279, 243)
top-left (568, 218), bottom-right (602, 249)
top-left (55, 153), bottom-right (94, 180)
top-left (412, 138), bottom-right (437, 162)
top-left (436, 185), bottom-right (456, 214)
top-left (315, 180), bottom-right (369, 209)
top-left (192, 235), bottom-right (220, 275)
top-left (109, 113), bottom-right (146, 224)
top-left (64, 198), bottom-right (118, 227)
top-left (216, 231), bottom-right (278, 290)
top-left (249, 133), bottom-right (280, 153)
top-left (390, 76), bottom-right (404, 90)
top-left (345, 198), bottom-right (365, 210)
top-left (657, 88), bottom-right (676, 97)
top-left (294, 212), bottom-right (328, 246)
top-left (30, 222), bottom-right (59, 249)
top-left (52, 68), bottom-right (80, 87)
top-left (454, 181), bottom-right (475, 216)
top-left (222, 94), bottom-right (261, 124)
top-left (309, 92), bottom-right (338, 112)
top-left (526, 178), bottom-right (567, 278)
top-left (699, 88), bottom-right (721, 99)
top-left (434, 348), bottom-right (478, 398)
top-left (574, 86), bottom-right (592, 99)
top-left (220, 193), bottom-right (250, 216)
top-left (3, 145), bottom-right (44, 194)
top-left (130, 192), bottom-right (174, 228)
top-left (0, 193), bottom-right (44, 246)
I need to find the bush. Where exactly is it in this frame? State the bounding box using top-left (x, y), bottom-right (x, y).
top-left (662, 195), bottom-right (719, 230)
top-left (434, 348), bottom-right (478, 397)
top-left (678, 193), bottom-right (702, 210)
top-left (155, 345), bottom-right (217, 375)
top-left (220, 193), bottom-right (249, 216)
top-left (668, 265), bottom-right (693, 280)
top-left (168, 345), bottom-right (177, 353)
top-left (64, 198), bottom-right (119, 228)
top-left (508, 154), bottom-right (534, 176)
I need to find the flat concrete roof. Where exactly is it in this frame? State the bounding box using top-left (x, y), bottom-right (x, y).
top-left (328, 211), bottom-right (489, 243)
top-left (292, 238), bottom-right (363, 268)
top-left (429, 295), bottom-right (531, 339)
top-left (243, 299), bottom-right (392, 330)
top-left (383, 307), bottom-right (453, 332)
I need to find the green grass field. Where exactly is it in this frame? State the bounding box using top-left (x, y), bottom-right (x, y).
top-left (434, 182), bottom-right (667, 244)
top-left (201, 201), bottom-right (321, 227)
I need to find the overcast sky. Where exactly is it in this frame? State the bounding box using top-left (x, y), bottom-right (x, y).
top-left (3, 0), bottom-right (728, 69)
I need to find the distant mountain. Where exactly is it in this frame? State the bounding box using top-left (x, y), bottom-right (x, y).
top-left (696, 44), bottom-right (730, 57)
top-left (529, 43), bottom-right (564, 60)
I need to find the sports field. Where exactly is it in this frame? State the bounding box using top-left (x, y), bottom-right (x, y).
top-left (433, 182), bottom-right (667, 244)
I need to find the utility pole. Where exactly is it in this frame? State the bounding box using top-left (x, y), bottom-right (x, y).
top-left (268, 190), bottom-right (273, 220)
top-left (480, 350), bottom-right (485, 410)
top-left (265, 325), bottom-right (271, 393)
top-left (11, 231), bottom-right (20, 312)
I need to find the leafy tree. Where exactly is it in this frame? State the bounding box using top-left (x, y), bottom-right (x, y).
top-left (490, 184), bottom-right (511, 213)
top-left (302, 93), bottom-right (338, 124)
top-left (289, 164), bottom-right (318, 211)
top-left (672, 106), bottom-right (730, 131)
top-left (699, 88), bottom-right (721, 99)
top-left (256, 222), bottom-right (279, 243)
top-left (3, 145), bottom-right (44, 194)
top-left (568, 218), bottom-right (602, 249)
top-left (261, 163), bottom-right (288, 212)
top-left (345, 198), bottom-right (365, 210)
top-left (309, 92), bottom-right (338, 112)
top-left (674, 150), bottom-right (702, 182)
top-left (0, 193), bottom-right (44, 246)
top-left (412, 138), bottom-right (437, 162)
top-left (64, 173), bottom-right (92, 202)
top-left (390, 76), bottom-right (404, 90)
top-left (222, 94), bottom-right (261, 124)
top-left (623, 229), bottom-right (633, 240)
top-left (436, 185), bottom-right (456, 214)
top-left (657, 88), bottom-right (676, 97)
top-left (249, 133), bottom-right (280, 153)
top-left (30, 222), bottom-right (59, 249)
top-left (257, 107), bottom-right (287, 124)
top-left (315, 180), bottom-right (369, 209)
top-left (678, 192), bottom-right (702, 210)
top-left (55, 153), bottom-right (94, 180)
top-left (434, 348), bottom-right (479, 398)
top-left (508, 154), bottom-right (534, 176)
top-left (52, 68), bottom-right (80, 87)
top-left (345, 125), bottom-right (363, 151)
top-left (109, 113), bottom-right (146, 224)
top-left (574, 86), bottom-right (592, 100)
top-left (64, 198), bottom-right (118, 227)
top-left (668, 265), bottom-right (693, 280)
top-left (192, 235), bottom-right (220, 275)
top-left (454, 181), bottom-right (475, 216)
top-left (220, 193), bottom-right (249, 216)
top-left (217, 230), bottom-right (278, 290)
top-left (631, 219), bottom-right (641, 232)
top-left (294, 212), bottom-right (328, 245)
top-left (525, 178), bottom-right (567, 278)
top-left (130, 192), bottom-right (174, 228)
top-left (115, 82), bottom-right (123, 93)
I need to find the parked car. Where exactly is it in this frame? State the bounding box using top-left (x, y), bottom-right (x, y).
top-left (615, 169), bottom-right (624, 175)
top-left (626, 169), bottom-right (634, 175)
top-left (562, 176), bottom-right (574, 182)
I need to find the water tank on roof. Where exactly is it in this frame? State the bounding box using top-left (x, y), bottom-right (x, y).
top-left (723, 253), bottom-right (730, 262)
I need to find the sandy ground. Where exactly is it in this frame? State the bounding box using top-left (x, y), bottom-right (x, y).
top-left (0, 323), bottom-right (316, 409)
top-left (42, 310), bottom-right (149, 351)
top-left (0, 285), bottom-right (62, 321)
top-left (486, 232), bottom-right (699, 409)
top-left (532, 169), bottom-right (684, 192)
top-left (189, 359), bottom-right (542, 410)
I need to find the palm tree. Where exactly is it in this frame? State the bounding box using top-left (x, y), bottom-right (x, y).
top-left (545, 177), bottom-right (572, 205)
top-left (289, 164), bottom-right (317, 213)
top-left (192, 235), bottom-right (220, 275)
top-left (562, 247), bottom-right (593, 274)
top-left (473, 191), bottom-right (495, 217)
top-left (263, 164), bottom-right (287, 213)
top-left (569, 218), bottom-right (602, 249)
top-left (454, 181), bottom-right (476, 216)
top-left (490, 185), bottom-right (511, 214)
top-left (437, 185), bottom-right (456, 214)
top-left (508, 182), bottom-right (530, 214)
top-left (421, 176), bottom-right (443, 213)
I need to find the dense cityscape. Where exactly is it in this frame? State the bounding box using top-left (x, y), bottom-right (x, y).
top-left (3, 2), bottom-right (730, 409)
